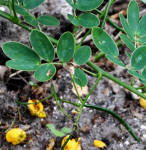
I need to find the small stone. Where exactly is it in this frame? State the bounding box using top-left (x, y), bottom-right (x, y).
top-left (124, 141), bottom-right (130, 145)
top-left (140, 125), bottom-right (146, 130)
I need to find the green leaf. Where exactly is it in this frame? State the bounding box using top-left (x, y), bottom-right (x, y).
top-left (57, 32), bottom-right (75, 62)
top-left (126, 51), bottom-right (131, 59)
top-left (35, 64), bottom-right (56, 82)
top-left (120, 33), bottom-right (135, 51)
top-left (74, 46), bottom-right (91, 65)
top-left (119, 14), bottom-right (134, 40)
top-left (66, 0), bottom-right (76, 9)
top-left (24, 15), bottom-right (38, 26)
top-left (2, 42), bottom-right (40, 62)
top-left (74, 68), bottom-right (87, 87)
top-left (6, 59), bottom-right (40, 71)
top-left (92, 27), bottom-right (119, 56)
top-left (46, 124), bottom-right (65, 137)
top-left (75, 0), bottom-right (103, 11)
top-left (23, 0), bottom-right (45, 9)
top-left (67, 14), bottom-right (80, 26)
top-left (128, 0), bottom-right (139, 33)
top-left (61, 127), bottom-right (71, 134)
top-left (30, 30), bottom-right (54, 61)
top-left (142, 68), bottom-right (146, 78)
top-left (106, 55), bottom-right (126, 67)
top-left (131, 46), bottom-right (146, 70)
top-left (46, 124), bottom-right (71, 137)
top-left (37, 15), bottom-right (60, 26)
top-left (128, 70), bottom-right (146, 81)
top-left (15, 5), bottom-right (29, 16)
top-left (138, 15), bottom-right (146, 36)
top-left (78, 12), bottom-right (100, 28)
top-left (139, 35), bottom-right (146, 45)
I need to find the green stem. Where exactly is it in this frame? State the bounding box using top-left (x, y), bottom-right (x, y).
top-left (94, 52), bottom-right (105, 62)
top-left (73, 74), bottom-right (102, 131)
top-left (95, 9), bottom-right (124, 32)
top-left (101, 0), bottom-right (115, 29)
top-left (12, 0), bottom-right (17, 19)
top-left (71, 75), bottom-right (83, 104)
top-left (77, 29), bottom-right (91, 48)
top-left (87, 61), bottom-right (146, 100)
top-left (81, 68), bottom-right (97, 77)
top-left (8, 0), bottom-right (12, 16)
top-left (0, 10), bottom-right (58, 44)
top-left (59, 99), bottom-right (140, 142)
top-left (51, 84), bottom-right (72, 120)
top-left (136, 85), bottom-right (146, 90)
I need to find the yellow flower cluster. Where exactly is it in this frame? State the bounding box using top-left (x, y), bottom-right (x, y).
top-left (139, 93), bottom-right (146, 109)
top-left (27, 99), bottom-right (46, 118)
top-left (61, 135), bottom-right (81, 150)
top-left (6, 128), bottom-right (26, 145)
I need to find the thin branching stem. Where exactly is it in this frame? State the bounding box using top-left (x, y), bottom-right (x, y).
top-left (101, 0), bottom-right (115, 29)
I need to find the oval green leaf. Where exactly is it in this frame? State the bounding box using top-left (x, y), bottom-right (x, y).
top-left (6, 59), bottom-right (40, 71)
top-left (2, 42), bottom-right (40, 63)
top-left (74, 46), bottom-right (91, 65)
top-left (128, 70), bottom-right (146, 81)
top-left (74, 68), bottom-right (87, 87)
top-left (106, 55), bottom-right (126, 67)
top-left (128, 0), bottom-right (139, 33)
top-left (119, 14), bottom-right (134, 40)
top-left (139, 15), bottom-right (146, 36)
top-left (67, 14), bottom-right (80, 26)
top-left (142, 68), bottom-right (146, 78)
top-left (75, 0), bottom-right (103, 11)
top-left (92, 27), bottom-right (119, 56)
top-left (37, 15), bottom-right (60, 26)
top-left (35, 64), bottom-right (56, 82)
top-left (120, 33), bottom-right (135, 51)
top-left (15, 5), bottom-right (29, 16)
top-left (78, 12), bottom-right (100, 28)
top-left (30, 30), bottom-right (54, 62)
top-left (24, 15), bottom-right (38, 26)
top-left (131, 46), bottom-right (146, 70)
top-left (23, 0), bottom-right (45, 9)
top-left (57, 32), bottom-right (75, 62)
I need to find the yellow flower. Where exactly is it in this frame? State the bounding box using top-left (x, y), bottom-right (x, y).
top-left (94, 140), bottom-right (106, 149)
top-left (139, 93), bottom-right (146, 109)
top-left (6, 128), bottom-right (26, 145)
top-left (27, 99), bottom-right (46, 118)
top-left (61, 135), bottom-right (81, 150)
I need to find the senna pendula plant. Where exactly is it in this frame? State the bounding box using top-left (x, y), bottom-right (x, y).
top-left (0, 0), bottom-right (146, 148)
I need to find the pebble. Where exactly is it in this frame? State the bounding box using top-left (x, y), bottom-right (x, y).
top-left (124, 141), bottom-right (130, 145)
top-left (140, 125), bottom-right (146, 130)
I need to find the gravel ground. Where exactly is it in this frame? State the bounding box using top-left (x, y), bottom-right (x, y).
top-left (0, 0), bottom-right (146, 149)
